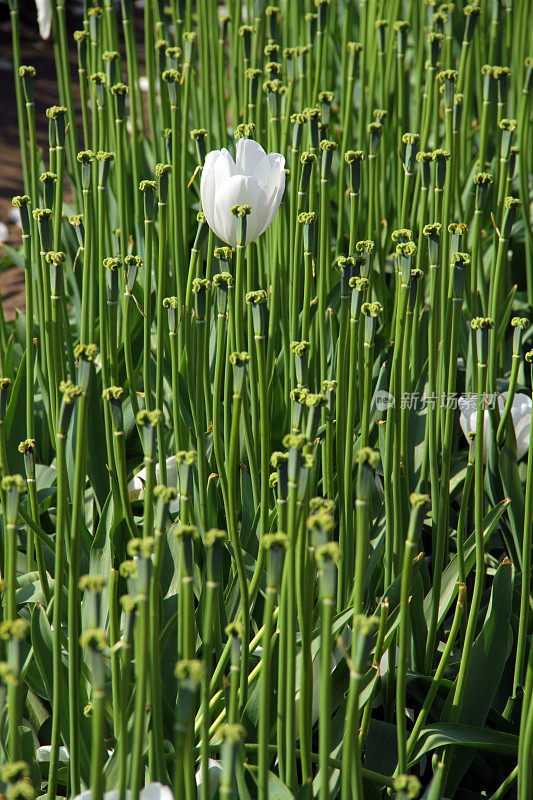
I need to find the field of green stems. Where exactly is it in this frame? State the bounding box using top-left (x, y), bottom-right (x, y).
top-left (0, 0), bottom-right (532, 798)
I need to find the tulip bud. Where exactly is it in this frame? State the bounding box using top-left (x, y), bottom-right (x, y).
top-left (305, 393), bottom-right (326, 441)
top-left (90, 72), bottom-right (107, 110)
top-left (355, 240), bottom-right (375, 279)
top-left (245, 289), bottom-right (268, 337)
top-left (374, 22), bottom-right (387, 55)
top-left (230, 351), bottom-right (250, 396)
top-left (367, 122), bottom-right (383, 156)
top-left (192, 277), bottom-right (210, 321)
top-left (349, 275), bottom-right (368, 320)
top-left (473, 172), bottom-right (493, 211)
top-left (136, 408), bottom-right (163, 460)
top-left (308, 502), bottom-right (335, 548)
top-left (33, 207), bottom-right (52, 253)
top-left (271, 451), bottom-right (289, 505)
top-left (304, 107), bottom-right (321, 151)
top-left (263, 532), bottom-right (289, 590)
top-left (176, 450), bottom-right (197, 508)
top-left (58, 380), bottom-right (82, 435)
top-left (102, 50), bottom-right (120, 86)
top-left (423, 222), bottom-right (442, 266)
top-left (46, 105), bottom-right (67, 149)
top-left (500, 197), bottom-right (521, 239)
top-left (213, 271), bottom-right (233, 317)
top-left (11, 195), bottom-right (31, 237)
top-left (103, 256), bottom-right (121, 304)
top-left (290, 386), bottom-right (309, 433)
top-left (124, 255), bottom-right (142, 294)
top-left (471, 317), bottom-right (494, 365)
top-left (494, 66), bottom-right (512, 107)
top-left (432, 149), bottom-right (451, 191)
top-left (156, 162), bottom-right (172, 203)
top-left (102, 386), bottom-right (124, 432)
top-left (162, 296), bottom-right (179, 334)
top-left (362, 301), bottom-right (382, 346)
top-left (162, 68), bottom-right (180, 107)
top-left (74, 343), bottom-right (98, 392)
top-left (19, 65), bottom-right (36, 104)
top-left (77, 149), bottom-right (96, 191)
top-left (463, 4), bottom-right (482, 44)
top-left (316, 541), bottom-right (340, 601)
top-left (448, 222), bottom-right (468, 257)
top-left (74, 30), bottom-right (89, 71)
top-left (291, 340), bottom-right (311, 386)
top-left (190, 129), bottom-right (208, 166)
top-left (205, 529), bottom-right (227, 584)
top-left (139, 179), bottom-right (157, 221)
top-left (416, 151), bottom-right (432, 190)
top-left (427, 33), bottom-right (442, 69)
top-left (345, 150), bottom-right (364, 196)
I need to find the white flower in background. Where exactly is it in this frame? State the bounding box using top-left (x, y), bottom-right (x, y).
top-left (73, 783), bottom-right (173, 800)
top-left (200, 138), bottom-right (285, 247)
top-left (0, 221), bottom-right (8, 244)
top-left (36, 745), bottom-right (69, 762)
top-left (458, 392), bottom-right (532, 461)
top-left (35, 0), bottom-right (52, 40)
top-left (195, 759), bottom-right (222, 798)
top-left (128, 456), bottom-right (179, 513)
top-left (8, 207), bottom-right (22, 228)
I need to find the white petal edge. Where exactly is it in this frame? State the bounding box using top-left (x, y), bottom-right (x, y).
top-left (36, 0), bottom-right (52, 39)
top-left (235, 138), bottom-right (268, 177)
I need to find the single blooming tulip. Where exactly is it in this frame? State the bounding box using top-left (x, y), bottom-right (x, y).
top-left (128, 456), bottom-right (179, 514)
top-left (73, 784), bottom-right (173, 800)
top-left (200, 138), bottom-right (285, 246)
top-left (35, 0), bottom-right (52, 40)
top-left (458, 392), bottom-right (532, 461)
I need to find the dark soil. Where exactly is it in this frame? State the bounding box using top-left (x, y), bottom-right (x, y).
top-left (0, 2), bottom-right (144, 320)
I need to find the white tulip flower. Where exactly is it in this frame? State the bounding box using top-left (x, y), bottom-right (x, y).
top-left (128, 456), bottom-right (179, 513)
top-left (458, 391), bottom-right (532, 461)
top-left (36, 745), bottom-right (69, 762)
top-left (35, 0), bottom-right (52, 40)
top-left (200, 138), bottom-right (285, 247)
top-left (73, 783), bottom-right (173, 800)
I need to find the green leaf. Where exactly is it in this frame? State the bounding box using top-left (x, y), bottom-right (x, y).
top-left (422, 498), bottom-right (509, 628)
top-left (444, 559), bottom-right (514, 795)
top-left (5, 348), bottom-right (27, 474)
top-left (245, 765), bottom-right (294, 799)
top-left (498, 432), bottom-right (525, 569)
top-left (409, 723), bottom-right (518, 762)
top-left (30, 604), bottom-right (92, 782)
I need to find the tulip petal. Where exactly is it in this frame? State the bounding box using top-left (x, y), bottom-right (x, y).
top-left (509, 392), bottom-right (532, 460)
top-left (35, 0), bottom-right (52, 39)
top-left (128, 457), bottom-right (179, 513)
top-left (200, 150), bottom-right (221, 237)
top-left (36, 745), bottom-right (69, 762)
top-left (235, 138), bottom-right (269, 178)
top-left (258, 154), bottom-right (285, 236)
top-left (140, 783), bottom-right (174, 800)
top-left (213, 174), bottom-right (266, 245)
